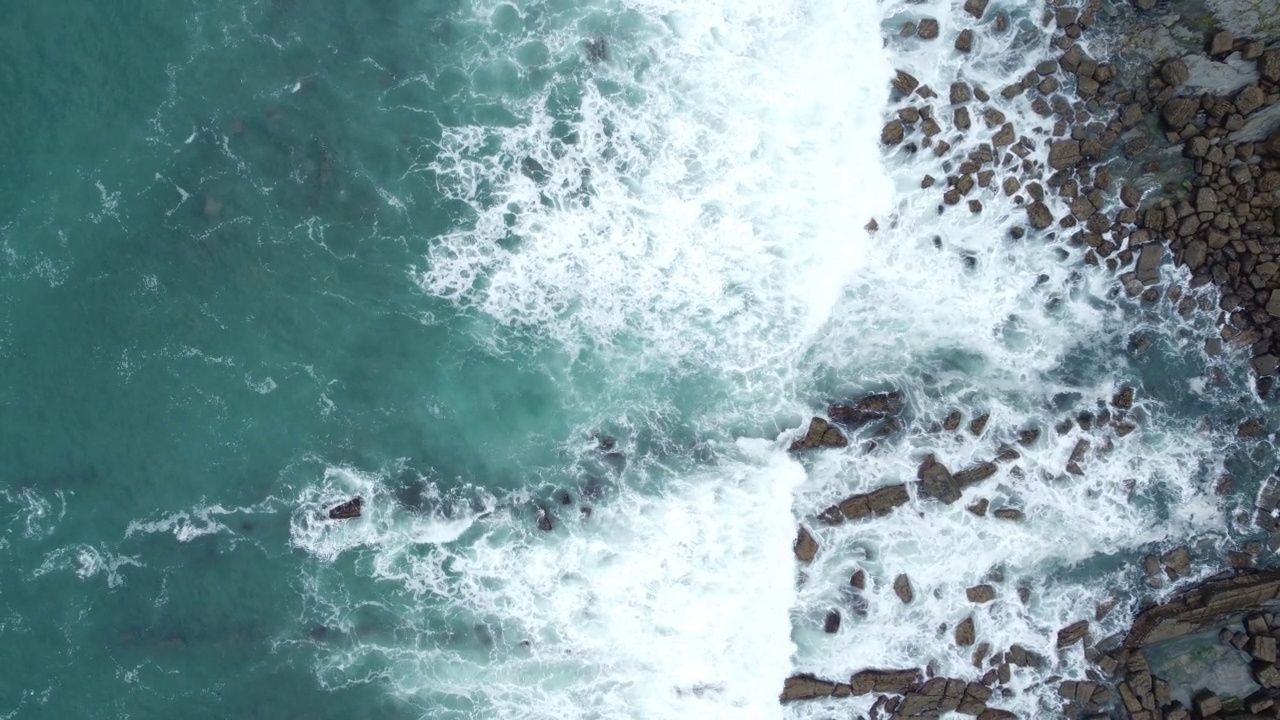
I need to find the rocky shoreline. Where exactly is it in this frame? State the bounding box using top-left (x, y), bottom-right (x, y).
top-left (783, 0), bottom-right (1280, 715)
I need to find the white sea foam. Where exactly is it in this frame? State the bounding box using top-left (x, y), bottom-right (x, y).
top-left (294, 0), bottom-right (1243, 716)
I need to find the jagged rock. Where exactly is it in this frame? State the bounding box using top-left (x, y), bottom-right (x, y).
top-left (829, 391), bottom-right (903, 428)
top-left (821, 483), bottom-right (910, 523)
top-left (917, 455), bottom-right (960, 504)
top-left (536, 504), bottom-right (554, 531)
top-left (969, 413), bottom-right (989, 436)
top-left (328, 496), bottom-right (363, 520)
top-left (790, 417), bottom-right (848, 451)
top-left (967, 499), bottom-right (989, 516)
top-left (1262, 50), bottom-right (1280, 83)
top-left (955, 29), bottom-right (974, 53)
top-left (1162, 546), bottom-right (1191, 578)
top-left (849, 668), bottom-right (920, 695)
top-left (1193, 690), bottom-right (1222, 717)
top-left (794, 526), bottom-right (819, 563)
top-left (893, 70), bottom-right (920, 95)
top-left (1124, 569), bottom-right (1280, 647)
top-left (967, 584), bottom-right (996, 603)
top-left (1057, 620), bottom-right (1089, 648)
top-left (956, 616), bottom-right (976, 646)
top-left (894, 573), bottom-right (915, 604)
top-left (1250, 634), bottom-right (1277, 663)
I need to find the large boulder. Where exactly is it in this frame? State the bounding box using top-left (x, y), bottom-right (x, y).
top-left (849, 668), bottom-right (920, 695)
top-left (328, 496), bottom-right (363, 520)
top-left (794, 526), bottom-right (819, 563)
top-left (1048, 140), bottom-right (1081, 169)
top-left (1026, 202), bottom-right (1054, 229)
top-left (918, 455), bottom-right (961, 503)
top-left (821, 483), bottom-right (910, 523)
top-left (1162, 98), bottom-right (1198, 128)
top-left (780, 675), bottom-right (849, 701)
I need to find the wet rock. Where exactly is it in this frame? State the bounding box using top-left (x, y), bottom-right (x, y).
top-left (327, 496), bottom-right (362, 520)
top-left (1237, 418), bottom-right (1266, 438)
top-left (1112, 386), bottom-right (1135, 410)
top-left (1261, 50), bottom-right (1280, 84)
top-left (585, 37), bottom-right (608, 63)
top-left (967, 584), bottom-right (996, 603)
top-left (1124, 569), bottom-right (1280, 647)
top-left (1018, 428), bottom-right (1040, 446)
top-left (1250, 634), bottom-right (1276, 663)
top-left (956, 29), bottom-right (974, 53)
top-left (917, 18), bottom-right (939, 40)
top-left (917, 454), bottom-right (961, 504)
top-left (881, 120), bottom-right (905, 146)
top-left (1057, 620), bottom-right (1089, 648)
top-left (536, 504), bottom-right (554, 531)
top-left (1027, 201), bottom-right (1054, 229)
top-left (954, 462), bottom-right (998, 488)
top-left (894, 573), bottom-right (915, 604)
top-left (968, 413), bottom-right (989, 436)
top-left (1208, 30), bottom-right (1234, 57)
top-left (829, 392), bottom-right (903, 428)
top-left (893, 70), bottom-right (920, 95)
top-left (956, 616), bottom-right (976, 646)
top-left (1161, 58), bottom-right (1190, 87)
top-left (963, 0), bottom-right (988, 18)
top-left (822, 483), bottom-right (910, 523)
top-left (780, 675), bottom-right (842, 701)
top-left (950, 82), bottom-right (972, 104)
top-left (849, 668), bottom-right (920, 695)
top-left (824, 609), bottom-right (842, 634)
top-left (790, 417), bottom-right (849, 451)
top-left (993, 508), bottom-right (1024, 521)
top-left (967, 499), bottom-right (989, 516)
top-left (794, 526), bottom-right (819, 563)
top-left (521, 157), bottom-right (550, 183)
top-left (851, 570), bottom-right (866, 589)
top-left (1193, 690), bottom-right (1222, 717)
top-left (943, 410), bottom-right (963, 431)
top-left (1048, 140), bottom-right (1081, 169)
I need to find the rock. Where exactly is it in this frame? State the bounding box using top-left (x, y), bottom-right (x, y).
top-left (977, 709), bottom-right (1017, 720)
top-left (327, 496), bottom-right (363, 520)
top-left (1027, 202), bottom-right (1054, 229)
top-left (780, 675), bottom-right (840, 701)
top-left (993, 508), bottom-right (1024, 521)
top-left (1193, 690), bottom-right (1223, 717)
top-left (849, 668), bottom-right (920, 695)
top-left (851, 570), bottom-right (866, 589)
top-left (790, 417), bottom-right (848, 451)
top-left (824, 609), bottom-right (841, 634)
top-left (943, 410), bottom-right (962, 431)
top-left (829, 392), bottom-right (903, 428)
top-left (955, 29), bottom-right (974, 53)
top-left (1209, 30), bottom-right (1234, 57)
top-left (950, 82), bottom-right (971, 104)
top-left (956, 616), bottom-right (976, 646)
top-left (917, 18), bottom-right (939, 40)
top-left (1136, 243), bottom-right (1163, 284)
top-left (967, 584), bottom-right (996, 603)
top-left (1238, 418), bottom-right (1266, 438)
top-left (954, 462), bottom-right (998, 487)
top-left (963, 0), bottom-right (988, 18)
top-left (1112, 386), bottom-right (1135, 410)
top-left (968, 414), bottom-right (989, 436)
top-left (536, 504), bottom-right (554, 531)
top-left (1262, 50), bottom-right (1280, 84)
top-left (1195, 187), bottom-right (1218, 213)
top-left (1161, 58), bottom-right (1190, 86)
top-left (1057, 620), bottom-right (1089, 648)
top-left (892, 70), bottom-right (920, 95)
top-left (1124, 569), bottom-right (1280, 647)
top-left (1237, 85), bottom-right (1266, 116)
top-left (954, 107), bottom-right (971, 131)
top-left (823, 483), bottom-right (910, 523)
top-left (894, 573), bottom-right (915, 604)
top-left (1250, 634), bottom-right (1277, 663)
top-left (1162, 98), bottom-right (1197, 128)
top-left (917, 455), bottom-right (960, 504)
top-left (967, 499), bottom-right (989, 516)
top-left (881, 120), bottom-right (905, 146)
top-left (794, 526), bottom-right (819, 563)
top-left (1048, 140), bottom-right (1081, 169)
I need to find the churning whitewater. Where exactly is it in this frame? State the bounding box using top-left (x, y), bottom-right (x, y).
top-left (277, 0), bottom-right (1248, 718)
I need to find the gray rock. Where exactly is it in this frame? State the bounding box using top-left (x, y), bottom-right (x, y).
top-left (894, 573), bottom-right (914, 604)
top-left (1136, 243), bottom-right (1164, 284)
top-left (790, 417), bottom-right (848, 451)
top-left (1162, 98), bottom-right (1197, 128)
top-left (917, 455), bottom-right (960, 504)
top-left (1263, 50), bottom-right (1280, 83)
top-left (1027, 202), bottom-right (1053, 230)
top-left (950, 82), bottom-right (971, 104)
top-left (1161, 58), bottom-right (1190, 86)
top-left (1236, 85), bottom-right (1266, 116)
top-left (1057, 620), bottom-right (1089, 648)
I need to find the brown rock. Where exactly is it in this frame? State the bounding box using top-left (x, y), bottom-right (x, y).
top-left (825, 483), bottom-right (911, 523)
top-left (789, 417), bottom-right (848, 451)
top-left (892, 70), bottom-right (920, 95)
top-left (918, 455), bottom-right (960, 504)
top-left (794, 526), bottom-right (818, 562)
top-left (1112, 386), bottom-right (1135, 409)
top-left (829, 392), bottom-right (903, 428)
top-left (1160, 58), bottom-right (1189, 86)
top-left (969, 413), bottom-right (989, 436)
top-left (917, 18), bottom-right (939, 39)
top-left (956, 29), bottom-right (974, 53)
top-left (1161, 98), bottom-right (1197, 128)
top-left (849, 668), bottom-right (920, 695)
top-left (1057, 620), bottom-right (1089, 648)
top-left (851, 570), bottom-right (866, 589)
top-left (780, 675), bottom-right (839, 701)
top-left (1208, 30), bottom-right (1233, 57)
top-left (993, 508), bottom-right (1024, 521)
top-left (963, 0), bottom-right (988, 18)
top-left (1048, 140), bottom-right (1081, 169)
top-left (881, 120), bottom-right (905, 146)
top-left (956, 616), bottom-right (976, 646)
top-left (1261, 50), bottom-right (1280, 83)
top-left (966, 584), bottom-right (996, 603)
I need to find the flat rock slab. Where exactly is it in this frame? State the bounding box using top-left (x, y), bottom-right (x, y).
top-left (1125, 569), bottom-right (1280, 647)
top-left (1145, 627), bottom-right (1261, 708)
top-left (1179, 53), bottom-right (1260, 97)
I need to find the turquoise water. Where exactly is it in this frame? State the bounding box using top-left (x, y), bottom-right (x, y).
top-left (3, 0), bottom-right (1277, 718)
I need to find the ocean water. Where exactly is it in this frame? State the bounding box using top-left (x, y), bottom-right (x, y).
top-left (0, 0), bottom-right (1274, 718)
